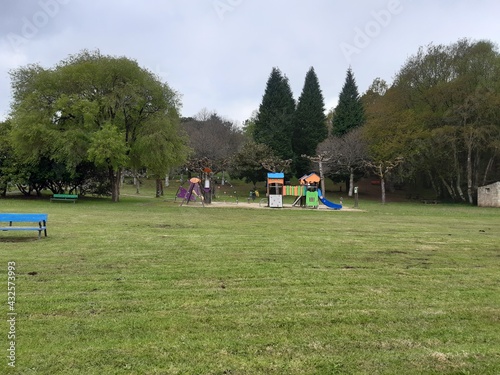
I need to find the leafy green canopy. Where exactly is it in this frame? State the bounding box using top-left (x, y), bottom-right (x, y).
top-left (230, 141), bottom-right (276, 186)
top-left (363, 39), bottom-right (500, 202)
top-left (9, 50), bottom-right (188, 201)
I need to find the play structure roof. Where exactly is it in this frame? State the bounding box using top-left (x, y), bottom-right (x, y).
top-left (299, 173), bottom-right (320, 184)
top-left (267, 173), bottom-right (284, 179)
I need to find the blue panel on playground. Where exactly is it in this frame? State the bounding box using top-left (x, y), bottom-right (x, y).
top-left (267, 173), bottom-right (284, 179)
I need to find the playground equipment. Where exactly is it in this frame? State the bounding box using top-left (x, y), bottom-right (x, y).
top-left (280, 173), bottom-right (320, 208)
top-left (201, 167), bottom-right (212, 204)
top-left (178, 177), bottom-right (205, 206)
top-left (299, 173), bottom-right (321, 185)
top-left (300, 173), bottom-right (320, 208)
top-left (283, 185), bottom-right (307, 206)
top-left (267, 173), bottom-right (284, 208)
top-left (267, 172), bottom-right (342, 210)
top-left (317, 189), bottom-right (342, 210)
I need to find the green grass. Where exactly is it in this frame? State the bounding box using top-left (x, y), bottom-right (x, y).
top-left (1, 188), bottom-right (499, 374)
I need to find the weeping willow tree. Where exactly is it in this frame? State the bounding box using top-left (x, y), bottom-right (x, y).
top-left (9, 50), bottom-right (189, 201)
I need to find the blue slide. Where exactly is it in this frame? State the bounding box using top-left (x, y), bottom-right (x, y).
top-left (317, 189), bottom-right (342, 210)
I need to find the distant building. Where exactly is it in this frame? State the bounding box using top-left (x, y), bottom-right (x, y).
top-left (478, 182), bottom-right (500, 208)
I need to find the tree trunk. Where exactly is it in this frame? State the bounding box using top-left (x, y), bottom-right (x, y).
top-left (482, 155), bottom-right (495, 186)
top-left (428, 171), bottom-right (440, 197)
top-left (109, 167), bottom-right (121, 202)
top-left (451, 139), bottom-right (466, 202)
top-left (156, 178), bottom-right (163, 198)
top-left (380, 176), bottom-right (386, 205)
top-left (466, 142), bottom-right (474, 204)
top-left (474, 148), bottom-right (480, 184)
top-left (374, 164), bottom-right (386, 204)
top-left (348, 168), bottom-right (354, 197)
top-left (134, 176), bottom-right (140, 194)
top-left (16, 184), bottom-right (32, 196)
top-left (318, 159), bottom-right (326, 195)
top-left (439, 175), bottom-right (455, 200)
top-left (456, 174), bottom-right (466, 202)
top-left (453, 154), bottom-right (466, 201)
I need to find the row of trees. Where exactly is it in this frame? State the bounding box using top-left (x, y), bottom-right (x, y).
top-left (361, 39), bottom-right (500, 204)
top-left (249, 67), bottom-right (329, 178)
top-left (233, 65), bottom-right (366, 195)
top-left (176, 67), bottom-right (345, 191)
top-left (234, 39), bottom-right (500, 204)
top-left (1, 39), bottom-right (499, 204)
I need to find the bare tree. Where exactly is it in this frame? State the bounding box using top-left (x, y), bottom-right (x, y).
top-left (365, 157), bottom-right (404, 204)
top-left (317, 127), bottom-right (368, 196)
top-left (302, 152), bottom-right (331, 194)
top-left (261, 157), bottom-right (292, 173)
top-left (182, 109), bottom-right (244, 163)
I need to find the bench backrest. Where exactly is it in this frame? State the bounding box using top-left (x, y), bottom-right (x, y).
top-left (0, 213), bottom-right (48, 222)
top-left (53, 194), bottom-right (78, 198)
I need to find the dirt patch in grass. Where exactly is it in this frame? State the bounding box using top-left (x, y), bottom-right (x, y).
top-left (0, 236), bottom-right (40, 243)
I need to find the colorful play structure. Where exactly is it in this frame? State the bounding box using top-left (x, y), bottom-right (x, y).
top-left (176, 177), bottom-right (205, 206)
top-left (175, 171), bottom-right (342, 210)
top-left (266, 172), bottom-right (342, 210)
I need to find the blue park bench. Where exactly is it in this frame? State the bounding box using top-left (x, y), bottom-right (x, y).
top-left (0, 213), bottom-right (48, 239)
top-left (50, 194), bottom-right (78, 203)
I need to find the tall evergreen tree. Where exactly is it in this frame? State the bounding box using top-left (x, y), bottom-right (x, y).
top-left (332, 67), bottom-right (365, 136)
top-left (254, 67), bottom-right (295, 160)
top-left (292, 67), bottom-right (328, 177)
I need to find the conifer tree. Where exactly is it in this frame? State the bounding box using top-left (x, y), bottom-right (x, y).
top-left (292, 67), bottom-right (328, 177)
top-left (332, 67), bottom-right (365, 136)
top-left (254, 67), bottom-right (295, 160)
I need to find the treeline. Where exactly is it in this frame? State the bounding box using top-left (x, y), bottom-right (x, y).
top-left (1, 39), bottom-right (499, 203)
top-left (236, 38), bottom-right (500, 204)
top-left (362, 39), bottom-right (500, 204)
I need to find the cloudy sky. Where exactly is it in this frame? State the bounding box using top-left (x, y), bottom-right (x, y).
top-left (1, 0), bottom-right (499, 125)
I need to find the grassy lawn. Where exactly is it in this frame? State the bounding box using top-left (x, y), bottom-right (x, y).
top-left (1, 185), bottom-right (499, 374)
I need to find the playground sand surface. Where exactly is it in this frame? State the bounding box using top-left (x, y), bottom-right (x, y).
top-left (203, 201), bottom-right (363, 211)
top-left (121, 195), bottom-right (361, 211)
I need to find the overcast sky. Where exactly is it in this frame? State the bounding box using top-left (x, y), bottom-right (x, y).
top-left (1, 0), bottom-right (499, 125)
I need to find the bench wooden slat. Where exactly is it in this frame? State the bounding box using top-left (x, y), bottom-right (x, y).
top-left (51, 194), bottom-right (78, 203)
top-left (0, 213), bottom-right (48, 222)
top-left (1, 227), bottom-right (46, 231)
top-left (0, 213), bottom-right (48, 239)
